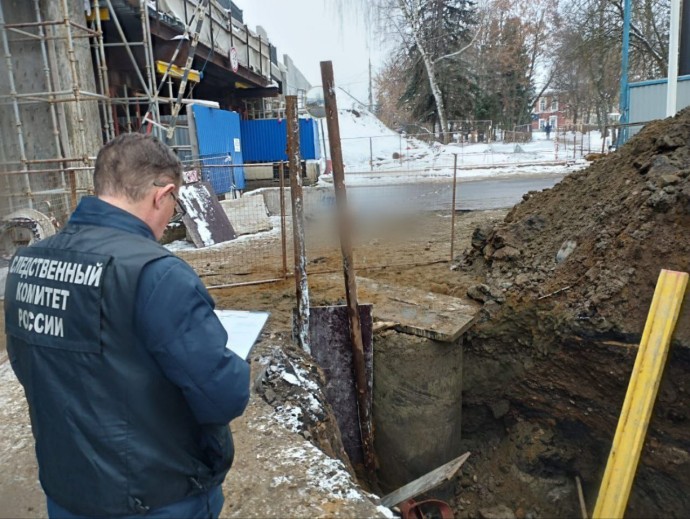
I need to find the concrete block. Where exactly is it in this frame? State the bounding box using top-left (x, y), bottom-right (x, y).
top-left (220, 195), bottom-right (273, 236)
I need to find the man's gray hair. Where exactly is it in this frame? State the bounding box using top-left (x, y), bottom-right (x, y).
top-left (94, 133), bottom-right (183, 201)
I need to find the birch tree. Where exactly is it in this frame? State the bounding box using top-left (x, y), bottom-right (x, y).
top-left (342, 0), bottom-right (479, 140)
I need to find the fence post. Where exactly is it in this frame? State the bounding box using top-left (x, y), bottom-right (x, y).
top-left (286, 96), bottom-right (310, 354)
top-left (573, 134), bottom-right (577, 159)
top-left (369, 137), bottom-right (373, 172)
top-left (321, 60), bottom-right (377, 480)
top-left (450, 153), bottom-right (459, 263)
top-left (279, 161), bottom-right (288, 279)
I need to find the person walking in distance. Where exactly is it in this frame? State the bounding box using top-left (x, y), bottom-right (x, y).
top-left (4, 133), bottom-right (250, 519)
top-left (545, 122), bottom-right (552, 140)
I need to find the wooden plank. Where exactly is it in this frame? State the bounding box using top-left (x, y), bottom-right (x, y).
top-left (355, 277), bottom-right (479, 343)
top-left (380, 452), bottom-right (471, 508)
top-left (593, 269), bottom-right (688, 519)
top-left (307, 304), bottom-right (373, 467)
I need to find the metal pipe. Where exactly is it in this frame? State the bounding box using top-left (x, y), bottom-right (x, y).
top-left (123, 84), bottom-right (132, 131)
top-left (33, 0), bottom-right (71, 213)
top-left (450, 153), bottom-right (458, 263)
top-left (0, 0), bottom-right (33, 209)
top-left (321, 60), bottom-right (376, 479)
top-left (286, 96), bottom-right (310, 354)
top-left (104, 0), bottom-right (151, 99)
top-left (681, 0), bottom-right (690, 75)
top-left (93, 0), bottom-right (114, 141)
top-left (668, 0), bottom-right (681, 117)
top-left (140, 0), bottom-right (160, 133)
top-left (60, 0), bottom-right (89, 161)
top-left (279, 161), bottom-right (288, 278)
top-left (166, 0), bottom-right (210, 140)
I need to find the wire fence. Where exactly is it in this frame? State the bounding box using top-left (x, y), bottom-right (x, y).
top-left (166, 172), bottom-right (470, 288)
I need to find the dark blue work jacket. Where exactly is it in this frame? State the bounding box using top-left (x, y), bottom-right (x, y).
top-left (4, 197), bottom-right (250, 517)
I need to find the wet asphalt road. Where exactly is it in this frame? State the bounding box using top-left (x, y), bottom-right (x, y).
top-left (345, 174), bottom-right (567, 213)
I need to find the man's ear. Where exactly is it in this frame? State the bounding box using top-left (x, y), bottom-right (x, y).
top-left (152, 184), bottom-right (173, 209)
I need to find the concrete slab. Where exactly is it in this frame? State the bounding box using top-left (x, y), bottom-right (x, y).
top-left (220, 196), bottom-right (273, 236)
top-left (355, 276), bottom-right (479, 343)
top-left (180, 182), bottom-right (237, 247)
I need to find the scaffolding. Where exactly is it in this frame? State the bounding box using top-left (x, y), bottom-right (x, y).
top-left (0, 0), bottom-right (165, 230)
top-left (243, 88), bottom-right (307, 120)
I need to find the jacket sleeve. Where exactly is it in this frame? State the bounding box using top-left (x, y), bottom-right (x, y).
top-left (135, 256), bottom-right (250, 425)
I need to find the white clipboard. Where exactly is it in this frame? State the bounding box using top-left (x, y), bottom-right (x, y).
top-left (214, 310), bottom-right (269, 360)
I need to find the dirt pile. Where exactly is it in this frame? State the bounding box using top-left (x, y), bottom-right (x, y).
top-left (454, 109), bottom-right (690, 517)
top-left (462, 107), bottom-right (690, 344)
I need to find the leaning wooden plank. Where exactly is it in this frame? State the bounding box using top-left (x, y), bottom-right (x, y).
top-left (380, 452), bottom-right (471, 508)
top-left (593, 269), bottom-right (689, 519)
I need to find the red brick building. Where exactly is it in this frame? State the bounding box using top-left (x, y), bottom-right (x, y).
top-left (531, 92), bottom-right (573, 132)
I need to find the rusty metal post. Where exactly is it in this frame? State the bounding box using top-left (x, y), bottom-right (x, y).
top-left (321, 61), bottom-right (376, 478)
top-left (279, 161), bottom-right (288, 278)
top-left (286, 96), bottom-right (310, 353)
top-left (450, 153), bottom-right (458, 263)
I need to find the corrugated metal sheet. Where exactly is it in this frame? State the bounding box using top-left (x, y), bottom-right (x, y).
top-left (191, 106), bottom-right (245, 194)
top-left (628, 75), bottom-right (690, 139)
top-left (240, 118), bottom-right (321, 162)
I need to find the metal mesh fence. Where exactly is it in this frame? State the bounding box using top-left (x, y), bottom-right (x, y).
top-left (167, 176), bottom-right (467, 289)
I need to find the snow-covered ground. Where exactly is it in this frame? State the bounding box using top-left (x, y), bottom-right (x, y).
top-left (316, 89), bottom-right (603, 184)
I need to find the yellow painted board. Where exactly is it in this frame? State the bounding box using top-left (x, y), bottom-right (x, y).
top-left (86, 7), bottom-right (110, 21)
top-left (593, 269), bottom-right (688, 518)
top-left (155, 61), bottom-right (201, 84)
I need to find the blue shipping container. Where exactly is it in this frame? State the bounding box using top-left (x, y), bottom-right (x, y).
top-left (240, 118), bottom-right (321, 163)
top-left (191, 106), bottom-right (245, 194)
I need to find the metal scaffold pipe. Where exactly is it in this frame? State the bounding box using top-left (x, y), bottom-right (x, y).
top-left (33, 0), bottom-right (71, 213)
top-left (0, 0), bottom-right (33, 210)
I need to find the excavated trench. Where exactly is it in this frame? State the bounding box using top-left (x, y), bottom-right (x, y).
top-left (344, 109), bottom-right (690, 516)
top-left (252, 108), bottom-right (690, 516)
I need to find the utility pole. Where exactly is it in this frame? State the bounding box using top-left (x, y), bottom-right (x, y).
top-left (368, 55), bottom-right (373, 113)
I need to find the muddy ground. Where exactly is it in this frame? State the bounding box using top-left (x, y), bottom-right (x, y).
top-left (4, 109), bottom-right (690, 518)
top-left (0, 209), bottom-right (503, 518)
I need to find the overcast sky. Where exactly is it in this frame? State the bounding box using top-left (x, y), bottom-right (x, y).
top-left (236, 0), bottom-right (389, 103)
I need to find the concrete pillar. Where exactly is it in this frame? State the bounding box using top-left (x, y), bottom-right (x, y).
top-left (373, 331), bottom-right (463, 492)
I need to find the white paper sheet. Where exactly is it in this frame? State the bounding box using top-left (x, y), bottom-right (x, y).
top-left (214, 310), bottom-right (269, 360)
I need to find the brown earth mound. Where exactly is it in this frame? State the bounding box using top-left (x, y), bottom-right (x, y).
top-left (463, 108), bottom-right (690, 344)
top-left (454, 109), bottom-right (690, 517)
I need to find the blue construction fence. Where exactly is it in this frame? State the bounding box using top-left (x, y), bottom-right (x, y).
top-left (188, 106), bottom-right (320, 195)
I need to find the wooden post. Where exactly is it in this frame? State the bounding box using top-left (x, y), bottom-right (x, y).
top-left (321, 61), bottom-right (376, 478)
top-left (450, 153), bottom-right (458, 263)
top-left (286, 96), bottom-right (310, 353)
top-left (279, 161), bottom-right (288, 278)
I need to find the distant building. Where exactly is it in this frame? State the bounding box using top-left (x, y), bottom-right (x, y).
top-left (531, 92), bottom-right (573, 132)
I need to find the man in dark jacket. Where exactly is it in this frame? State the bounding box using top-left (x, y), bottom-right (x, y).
top-left (3, 133), bottom-right (250, 518)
